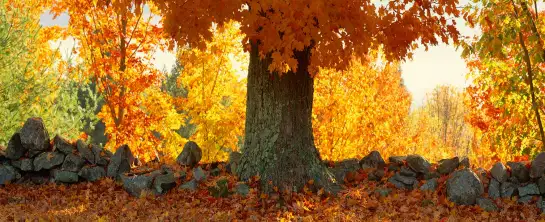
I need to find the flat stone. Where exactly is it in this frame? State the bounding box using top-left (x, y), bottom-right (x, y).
top-left (420, 178), bottom-right (438, 191)
top-left (33, 152), bottom-right (64, 171)
top-left (393, 173), bottom-right (418, 186)
top-left (517, 195), bottom-right (534, 204)
top-left (53, 170), bottom-right (79, 183)
top-left (179, 179), bottom-right (198, 191)
top-left (406, 155), bottom-right (431, 174)
top-left (490, 162), bottom-right (508, 183)
top-left (122, 174), bottom-right (154, 197)
top-left (518, 183), bottom-right (540, 197)
top-left (437, 157), bottom-right (459, 174)
top-left (53, 135), bottom-right (75, 155)
top-left (19, 117), bottom-right (50, 157)
top-left (153, 172), bottom-right (176, 195)
top-left (400, 166), bottom-right (417, 177)
top-left (62, 154), bottom-right (85, 172)
top-left (477, 198), bottom-right (498, 212)
top-left (11, 158), bottom-right (33, 171)
top-left (79, 166), bottom-right (105, 182)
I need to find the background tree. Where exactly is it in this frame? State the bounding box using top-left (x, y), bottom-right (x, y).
top-left (149, 0), bottom-right (462, 192)
top-left (50, 1), bottom-right (184, 161)
top-left (0, 0), bottom-right (97, 145)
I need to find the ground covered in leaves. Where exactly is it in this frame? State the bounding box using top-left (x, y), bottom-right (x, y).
top-left (1, 164), bottom-right (544, 222)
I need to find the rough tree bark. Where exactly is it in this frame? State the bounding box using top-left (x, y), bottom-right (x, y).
top-left (236, 42), bottom-right (339, 194)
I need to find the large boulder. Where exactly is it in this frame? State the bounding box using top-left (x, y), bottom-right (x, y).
top-left (11, 158), bottom-right (33, 171)
top-left (406, 155), bottom-right (431, 174)
top-left (507, 161), bottom-right (530, 183)
top-left (33, 152), bottom-right (65, 171)
top-left (5, 133), bottom-right (26, 160)
top-left (52, 135), bottom-right (76, 155)
top-left (0, 164), bottom-right (20, 185)
top-left (437, 157), bottom-right (459, 174)
top-left (530, 152), bottom-right (545, 178)
top-left (76, 140), bottom-right (95, 165)
top-left (490, 162), bottom-right (508, 183)
top-left (359, 151), bottom-right (385, 169)
top-left (176, 141), bottom-right (202, 167)
top-left (20, 117), bottom-right (50, 157)
top-left (62, 154), bottom-right (85, 172)
top-left (107, 145), bottom-right (134, 179)
top-left (446, 169), bottom-right (484, 205)
top-left (79, 166), bottom-right (105, 181)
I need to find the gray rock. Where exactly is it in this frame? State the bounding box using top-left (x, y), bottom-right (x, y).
top-left (91, 144), bottom-right (111, 166)
top-left (531, 152), bottom-right (545, 178)
top-left (76, 140), bottom-right (95, 165)
top-left (538, 177), bottom-right (545, 194)
top-left (122, 174), bottom-right (154, 197)
top-left (420, 178), bottom-right (438, 191)
top-left (507, 161), bottom-right (530, 183)
top-left (475, 167), bottom-right (489, 185)
top-left (79, 166), bottom-right (105, 181)
top-left (437, 157), bottom-right (459, 174)
top-left (62, 154), bottom-right (85, 172)
top-left (424, 171), bottom-right (441, 180)
top-left (52, 135), bottom-right (75, 155)
top-left (446, 169), bottom-right (484, 205)
top-left (490, 162), bottom-right (508, 183)
top-left (387, 164), bottom-right (400, 172)
top-left (389, 156), bottom-right (406, 165)
top-left (20, 118), bottom-right (50, 157)
top-left (359, 151), bottom-right (385, 169)
top-left (406, 155), bottom-right (431, 174)
top-left (388, 176), bottom-right (410, 189)
top-left (33, 152), bottom-right (64, 171)
top-left (193, 167), bottom-right (206, 182)
top-left (488, 178), bottom-right (500, 199)
top-left (517, 195), bottom-right (534, 204)
top-left (5, 133), bottom-right (26, 160)
top-left (153, 172), bottom-right (176, 195)
top-left (460, 157), bottom-right (470, 168)
top-left (477, 198), bottom-right (498, 212)
top-left (107, 145), bottom-right (134, 179)
top-left (394, 173), bottom-right (418, 185)
top-left (228, 151), bottom-right (242, 174)
top-left (179, 179), bottom-right (198, 191)
top-left (235, 183), bottom-right (250, 196)
top-left (400, 166), bottom-right (417, 177)
top-left (53, 170), bottom-right (79, 183)
top-left (500, 181), bottom-right (517, 198)
top-left (11, 158), bottom-right (33, 171)
top-left (518, 183), bottom-right (540, 197)
top-left (0, 164), bottom-right (20, 185)
top-left (176, 141), bottom-right (202, 167)
top-left (329, 159), bottom-right (359, 184)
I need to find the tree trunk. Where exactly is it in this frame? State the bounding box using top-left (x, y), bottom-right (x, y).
top-left (236, 42), bottom-right (339, 194)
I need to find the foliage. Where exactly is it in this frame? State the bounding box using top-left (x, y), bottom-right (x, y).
top-left (461, 0), bottom-right (545, 162)
top-left (50, 0), bottom-right (184, 161)
top-left (175, 22), bottom-right (248, 162)
top-left (0, 0), bottom-right (97, 145)
top-left (313, 57), bottom-right (411, 161)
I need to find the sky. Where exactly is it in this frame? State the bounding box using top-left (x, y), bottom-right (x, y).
top-left (39, 8), bottom-right (479, 109)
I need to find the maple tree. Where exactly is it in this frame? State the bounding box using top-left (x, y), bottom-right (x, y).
top-left (175, 21), bottom-right (248, 162)
top-left (145, 0), bottom-right (462, 193)
top-left (462, 0), bottom-right (545, 159)
top-left (49, 1), bottom-right (185, 161)
top-left (313, 57), bottom-right (411, 161)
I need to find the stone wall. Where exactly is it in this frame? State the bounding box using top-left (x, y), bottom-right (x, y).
top-left (2, 117), bottom-right (545, 213)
